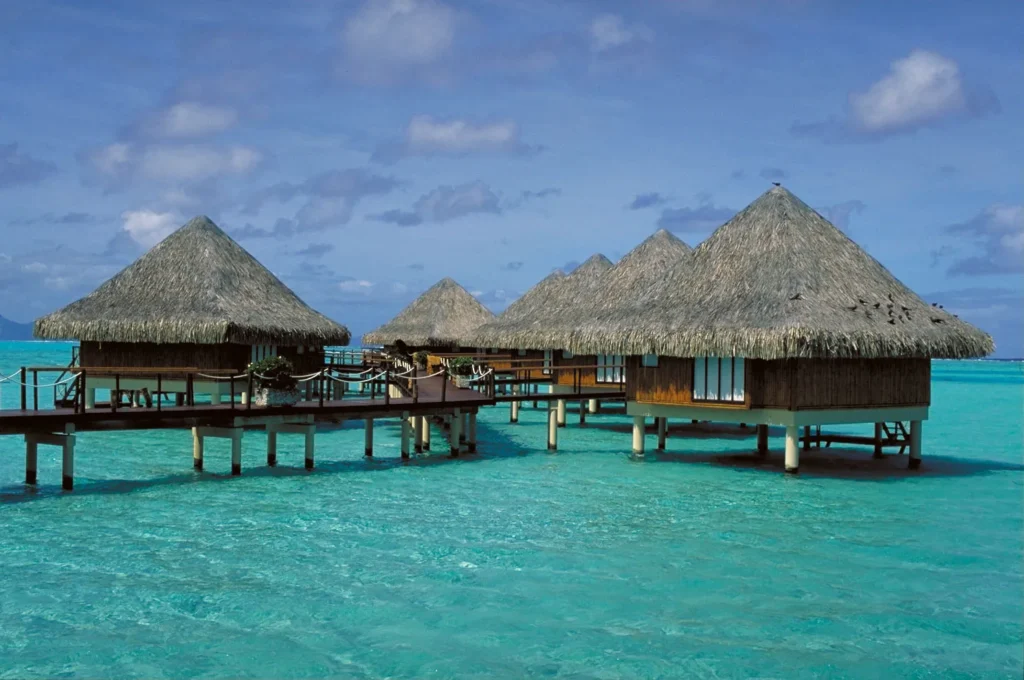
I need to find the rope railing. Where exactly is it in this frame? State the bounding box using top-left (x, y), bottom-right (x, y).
top-left (403, 369), bottom-right (445, 381)
top-left (0, 371), bottom-right (78, 388)
top-left (324, 371), bottom-right (388, 385)
top-left (0, 369), bottom-right (24, 384)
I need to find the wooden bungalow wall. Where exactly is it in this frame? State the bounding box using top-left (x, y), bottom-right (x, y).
top-left (80, 342), bottom-right (325, 374)
top-left (553, 353), bottom-right (599, 387)
top-left (629, 356), bottom-right (930, 410)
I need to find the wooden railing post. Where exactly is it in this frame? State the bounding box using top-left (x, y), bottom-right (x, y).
top-left (157, 374), bottom-right (162, 412)
top-left (113, 374), bottom-right (120, 413)
top-left (78, 371), bottom-right (86, 413)
top-left (32, 370), bottom-right (38, 411)
top-left (413, 378), bottom-right (419, 404)
top-left (229, 376), bottom-right (235, 409)
top-left (384, 370), bottom-right (390, 406)
top-left (247, 371), bottom-right (253, 411)
top-left (19, 366), bottom-right (26, 411)
top-left (441, 367), bottom-right (448, 403)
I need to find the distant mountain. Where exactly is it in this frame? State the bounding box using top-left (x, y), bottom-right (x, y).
top-left (0, 315), bottom-right (34, 340)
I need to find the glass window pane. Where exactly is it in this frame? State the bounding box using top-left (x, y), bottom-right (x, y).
top-left (707, 357), bottom-right (719, 400)
top-left (720, 357), bottom-right (733, 402)
top-left (694, 357), bottom-right (706, 400)
top-left (733, 357), bottom-right (745, 401)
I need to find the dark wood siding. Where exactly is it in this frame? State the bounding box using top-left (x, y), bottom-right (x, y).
top-left (554, 353), bottom-right (598, 387)
top-left (631, 356), bottom-right (930, 410)
top-left (79, 342), bottom-right (324, 375)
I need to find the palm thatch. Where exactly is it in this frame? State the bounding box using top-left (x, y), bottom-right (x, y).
top-left (362, 277), bottom-right (495, 348)
top-left (572, 186), bottom-right (993, 359)
top-left (34, 216), bottom-right (351, 346)
top-left (469, 254), bottom-right (614, 349)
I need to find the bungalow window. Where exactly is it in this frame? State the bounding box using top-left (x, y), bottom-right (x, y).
top-left (562, 350), bottom-right (573, 359)
top-left (642, 354), bottom-right (659, 367)
top-left (250, 345), bottom-right (278, 363)
top-left (597, 354), bottom-right (625, 383)
top-left (693, 356), bottom-right (745, 403)
top-left (543, 349), bottom-right (553, 375)
top-left (517, 349), bottom-right (527, 356)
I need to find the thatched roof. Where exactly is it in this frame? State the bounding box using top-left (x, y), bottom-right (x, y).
top-left (469, 254), bottom-right (614, 349)
top-left (34, 216), bottom-right (351, 346)
top-left (571, 186), bottom-right (993, 359)
top-left (362, 277), bottom-right (495, 348)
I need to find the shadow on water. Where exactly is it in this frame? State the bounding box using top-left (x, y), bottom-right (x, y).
top-left (2, 412), bottom-right (1022, 503)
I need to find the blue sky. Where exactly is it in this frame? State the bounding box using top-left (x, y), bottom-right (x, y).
top-left (1, 0), bottom-right (1021, 356)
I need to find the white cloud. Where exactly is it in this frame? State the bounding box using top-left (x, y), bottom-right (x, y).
top-left (120, 209), bottom-right (181, 248)
top-left (943, 203), bottom-right (1024, 275)
top-left (145, 102), bottom-right (238, 138)
top-left (338, 279), bottom-right (374, 294)
top-left (589, 14), bottom-right (652, 53)
top-left (21, 262), bottom-right (48, 274)
top-left (341, 0), bottom-right (456, 83)
top-left (89, 143), bottom-right (133, 177)
top-left (85, 143), bottom-right (262, 185)
top-left (850, 50), bottom-right (969, 134)
top-left (374, 115), bottom-right (539, 162)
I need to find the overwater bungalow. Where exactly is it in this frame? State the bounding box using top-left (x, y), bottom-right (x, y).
top-left (33, 216), bottom-right (350, 406)
top-left (362, 277), bottom-right (495, 367)
top-left (570, 186), bottom-right (994, 471)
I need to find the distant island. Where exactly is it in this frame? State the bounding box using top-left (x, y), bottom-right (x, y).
top-left (0, 315), bottom-right (34, 340)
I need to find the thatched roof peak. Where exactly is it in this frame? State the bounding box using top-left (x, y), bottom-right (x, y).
top-left (362, 277), bottom-right (495, 348)
top-left (34, 215), bottom-right (351, 346)
top-left (570, 253), bottom-right (615, 277)
top-left (573, 186), bottom-right (993, 359)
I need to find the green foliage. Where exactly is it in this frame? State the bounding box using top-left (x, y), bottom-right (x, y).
top-left (413, 350), bottom-right (429, 368)
top-left (447, 356), bottom-right (475, 376)
top-left (247, 355), bottom-right (298, 391)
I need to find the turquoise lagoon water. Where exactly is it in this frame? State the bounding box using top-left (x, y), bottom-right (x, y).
top-left (0, 341), bottom-right (1021, 679)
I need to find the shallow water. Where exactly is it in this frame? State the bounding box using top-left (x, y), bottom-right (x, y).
top-left (1, 343), bottom-right (1021, 678)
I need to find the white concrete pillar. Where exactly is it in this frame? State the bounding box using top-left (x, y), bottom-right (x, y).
top-left (422, 417), bottom-right (431, 451)
top-left (210, 392), bottom-right (223, 406)
top-left (785, 425), bottom-right (799, 474)
top-left (414, 415), bottom-right (424, 454)
top-left (364, 418), bottom-right (374, 457)
top-left (304, 428), bottom-right (315, 470)
top-left (450, 408), bottom-right (462, 456)
top-left (231, 428), bottom-right (242, 476)
top-left (267, 430), bottom-right (278, 467)
top-left (401, 411), bottom-right (411, 459)
top-left (632, 416), bottom-right (645, 456)
top-left (467, 412), bottom-right (477, 453)
top-left (588, 398), bottom-right (598, 414)
top-left (62, 426), bottom-right (76, 490)
top-left (557, 399), bottom-right (566, 427)
top-left (909, 420), bottom-right (922, 469)
top-left (192, 426), bottom-right (204, 471)
top-left (756, 424), bottom-right (769, 456)
top-left (547, 405), bottom-right (558, 451)
top-left (657, 417), bottom-right (667, 451)
top-left (84, 387), bottom-right (96, 409)
top-left (873, 423), bottom-right (884, 459)
top-left (510, 398), bottom-right (519, 423)
top-left (25, 438), bottom-right (37, 485)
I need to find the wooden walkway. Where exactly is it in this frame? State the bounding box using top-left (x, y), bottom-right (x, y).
top-left (0, 374), bottom-right (491, 435)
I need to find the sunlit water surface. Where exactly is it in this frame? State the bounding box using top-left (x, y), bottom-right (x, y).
top-left (1, 342), bottom-right (1021, 678)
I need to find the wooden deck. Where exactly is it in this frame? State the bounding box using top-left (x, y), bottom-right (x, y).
top-left (0, 374), bottom-right (491, 435)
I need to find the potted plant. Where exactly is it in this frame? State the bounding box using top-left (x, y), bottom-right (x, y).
top-left (413, 351), bottom-right (429, 370)
top-left (248, 356), bottom-right (301, 407)
top-left (448, 356), bottom-right (475, 388)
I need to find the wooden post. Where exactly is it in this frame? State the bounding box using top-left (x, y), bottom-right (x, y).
top-left (785, 425), bottom-right (799, 474)
top-left (25, 438), bottom-right (37, 485)
top-left (579, 400), bottom-right (586, 426)
top-left (414, 414), bottom-right (424, 454)
top-left (908, 420), bottom-right (922, 469)
top-left (756, 424), bottom-right (768, 456)
top-left (422, 416), bottom-right (431, 451)
top-left (450, 408), bottom-right (461, 457)
top-left (20, 366), bottom-right (26, 410)
top-left (267, 430), bottom-right (278, 467)
top-left (364, 418), bottom-right (374, 457)
top-left (62, 425), bottom-right (75, 491)
top-left (401, 411), bottom-right (411, 459)
top-left (657, 416), bottom-right (667, 451)
top-left (304, 427), bottom-right (314, 470)
top-left (557, 399), bottom-right (566, 428)
top-left (802, 425), bottom-right (811, 451)
top-left (873, 423), bottom-right (884, 459)
top-left (547, 404), bottom-right (558, 451)
top-left (192, 427), bottom-right (204, 471)
top-left (230, 428), bottom-right (242, 476)
top-left (632, 416), bottom-right (645, 457)
top-left (588, 398), bottom-right (598, 414)
top-left (467, 412), bottom-right (477, 453)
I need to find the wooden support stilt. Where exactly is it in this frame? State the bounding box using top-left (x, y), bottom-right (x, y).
top-left (547, 404), bottom-right (558, 451)
top-left (401, 411), bottom-right (411, 459)
top-left (873, 422), bottom-right (884, 459)
top-left (802, 425), bottom-right (811, 451)
top-left (414, 415), bottom-right (424, 454)
top-left (557, 399), bottom-right (566, 427)
top-left (192, 427), bottom-right (204, 471)
top-left (422, 417), bottom-right (431, 451)
top-left (460, 412), bottom-right (468, 443)
top-left (632, 416), bottom-right (645, 457)
top-left (174, 393), bottom-right (184, 407)
top-left (267, 430), bottom-right (278, 467)
top-left (467, 412), bottom-right (477, 453)
top-left (908, 420), bottom-right (922, 469)
top-left (304, 428), bottom-right (314, 470)
top-left (532, 383), bottom-right (538, 409)
top-left (364, 418), bottom-right (374, 457)
top-left (785, 425), bottom-right (799, 474)
top-left (25, 438), bottom-right (37, 485)
top-left (756, 424), bottom-right (768, 456)
top-left (230, 428), bottom-right (242, 476)
top-left (62, 426), bottom-right (75, 490)
top-left (656, 416), bottom-right (667, 451)
top-left (450, 408), bottom-right (462, 457)
top-left (579, 400), bottom-right (586, 426)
